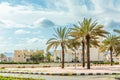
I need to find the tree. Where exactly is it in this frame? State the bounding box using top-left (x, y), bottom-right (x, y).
top-left (99, 35), bottom-right (120, 66)
top-left (46, 27), bottom-right (70, 68)
top-left (114, 29), bottom-right (120, 56)
top-left (82, 18), bottom-right (109, 69)
top-left (70, 26), bottom-right (86, 68)
top-left (30, 52), bottom-right (44, 63)
top-left (67, 39), bottom-right (80, 69)
top-left (56, 56), bottom-right (61, 62)
top-left (70, 18), bottom-right (108, 69)
top-left (46, 52), bottom-right (52, 62)
top-left (0, 54), bottom-right (6, 62)
top-left (114, 29), bottom-right (120, 34)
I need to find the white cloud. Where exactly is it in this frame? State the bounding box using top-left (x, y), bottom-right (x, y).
top-left (15, 38), bottom-right (47, 50)
top-left (15, 29), bottom-right (30, 34)
top-left (0, 2), bottom-right (75, 28)
top-left (0, 0), bottom-right (120, 29)
top-left (0, 0), bottom-right (120, 53)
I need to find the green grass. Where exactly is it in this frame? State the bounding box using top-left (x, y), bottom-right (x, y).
top-left (0, 76), bottom-right (45, 80)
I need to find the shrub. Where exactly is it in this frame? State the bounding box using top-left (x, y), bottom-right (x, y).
top-left (0, 76), bottom-right (45, 80)
top-left (31, 66), bottom-right (35, 68)
top-left (0, 62), bottom-right (39, 64)
top-left (1, 67), bottom-right (5, 69)
top-left (92, 61), bottom-right (119, 65)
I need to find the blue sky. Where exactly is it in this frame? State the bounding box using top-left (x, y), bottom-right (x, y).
top-left (0, 0), bottom-right (120, 53)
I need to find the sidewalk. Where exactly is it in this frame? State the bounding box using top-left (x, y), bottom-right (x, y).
top-left (1, 65), bottom-right (120, 76)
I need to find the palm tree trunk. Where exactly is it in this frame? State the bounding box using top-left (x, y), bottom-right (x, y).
top-left (110, 46), bottom-right (113, 66)
top-left (86, 34), bottom-right (90, 69)
top-left (61, 43), bottom-right (65, 68)
top-left (82, 40), bottom-right (85, 67)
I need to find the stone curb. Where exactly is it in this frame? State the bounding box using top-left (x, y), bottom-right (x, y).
top-left (0, 71), bottom-right (120, 76)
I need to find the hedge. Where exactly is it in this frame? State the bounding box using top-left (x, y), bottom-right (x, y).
top-left (0, 62), bottom-right (39, 64)
top-left (92, 61), bottom-right (119, 64)
top-left (0, 76), bottom-right (44, 80)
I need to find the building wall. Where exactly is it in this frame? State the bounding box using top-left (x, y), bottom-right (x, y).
top-left (53, 48), bottom-right (104, 62)
top-left (14, 50), bottom-right (44, 62)
top-left (53, 50), bottom-right (82, 62)
top-left (89, 48), bottom-right (104, 61)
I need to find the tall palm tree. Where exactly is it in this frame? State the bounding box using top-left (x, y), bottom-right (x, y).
top-left (99, 35), bottom-right (119, 66)
top-left (46, 27), bottom-right (70, 68)
top-left (71, 18), bottom-right (108, 69)
top-left (82, 18), bottom-right (109, 69)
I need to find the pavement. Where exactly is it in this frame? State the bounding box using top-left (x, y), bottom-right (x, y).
top-left (0, 65), bottom-right (120, 76)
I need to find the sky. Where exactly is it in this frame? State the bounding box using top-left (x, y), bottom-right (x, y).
top-left (0, 0), bottom-right (120, 53)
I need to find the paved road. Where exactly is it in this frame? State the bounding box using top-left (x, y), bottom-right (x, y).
top-left (0, 73), bottom-right (120, 80)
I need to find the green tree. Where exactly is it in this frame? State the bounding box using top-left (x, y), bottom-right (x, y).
top-left (67, 39), bottom-right (80, 69)
top-left (56, 56), bottom-right (61, 62)
top-left (114, 29), bottom-right (120, 56)
top-left (114, 29), bottom-right (120, 34)
top-left (99, 35), bottom-right (119, 66)
top-left (30, 52), bottom-right (44, 63)
top-left (46, 52), bottom-right (52, 62)
top-left (0, 54), bottom-right (6, 62)
top-left (70, 25), bottom-right (86, 68)
top-left (46, 27), bottom-right (70, 68)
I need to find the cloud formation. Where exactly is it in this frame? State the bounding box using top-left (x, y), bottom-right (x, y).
top-left (15, 29), bottom-right (30, 34)
top-left (0, 0), bottom-right (119, 53)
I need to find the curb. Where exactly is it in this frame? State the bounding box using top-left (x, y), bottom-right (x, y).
top-left (0, 71), bottom-right (120, 76)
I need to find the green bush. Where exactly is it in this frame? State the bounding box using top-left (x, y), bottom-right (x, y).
top-left (0, 76), bottom-right (45, 80)
top-left (92, 61), bottom-right (119, 65)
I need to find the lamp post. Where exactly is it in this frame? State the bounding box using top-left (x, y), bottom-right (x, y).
top-left (72, 51), bottom-right (79, 69)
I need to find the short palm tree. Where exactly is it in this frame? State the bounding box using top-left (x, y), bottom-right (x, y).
top-left (46, 27), bottom-right (70, 68)
top-left (71, 18), bottom-right (108, 69)
top-left (113, 29), bottom-right (120, 56)
top-left (67, 39), bottom-right (81, 69)
top-left (99, 35), bottom-right (119, 66)
top-left (70, 26), bottom-right (86, 68)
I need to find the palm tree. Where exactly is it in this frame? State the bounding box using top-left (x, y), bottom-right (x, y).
top-left (46, 27), bottom-right (70, 68)
top-left (114, 29), bottom-right (120, 34)
top-left (82, 18), bottom-right (109, 69)
top-left (67, 39), bottom-right (81, 69)
top-left (71, 18), bottom-right (108, 69)
top-left (70, 26), bottom-right (86, 68)
top-left (99, 35), bottom-right (120, 66)
top-left (113, 29), bottom-right (120, 56)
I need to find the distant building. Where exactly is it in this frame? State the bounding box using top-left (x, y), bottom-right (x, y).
top-left (0, 57), bottom-right (13, 62)
top-left (14, 50), bottom-right (44, 62)
top-left (53, 48), bottom-right (104, 62)
top-left (6, 57), bottom-right (13, 62)
top-left (53, 50), bottom-right (81, 62)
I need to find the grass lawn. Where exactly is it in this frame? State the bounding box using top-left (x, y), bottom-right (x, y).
top-left (0, 76), bottom-right (45, 80)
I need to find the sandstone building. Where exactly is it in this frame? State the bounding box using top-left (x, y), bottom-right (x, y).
top-left (14, 50), bottom-right (44, 62)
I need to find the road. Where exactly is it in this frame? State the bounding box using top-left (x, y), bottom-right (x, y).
top-left (0, 73), bottom-right (119, 80)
